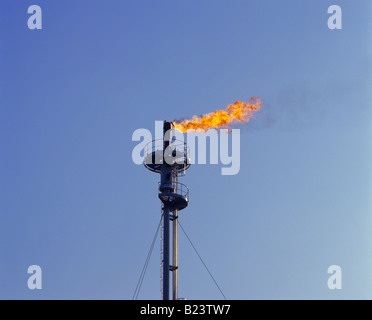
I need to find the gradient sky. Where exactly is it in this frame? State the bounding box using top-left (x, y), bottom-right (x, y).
top-left (1, 0), bottom-right (371, 300)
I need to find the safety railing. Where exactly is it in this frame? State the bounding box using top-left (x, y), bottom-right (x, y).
top-left (158, 182), bottom-right (189, 201)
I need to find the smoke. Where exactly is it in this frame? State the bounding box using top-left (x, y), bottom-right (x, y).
top-left (244, 84), bottom-right (320, 132)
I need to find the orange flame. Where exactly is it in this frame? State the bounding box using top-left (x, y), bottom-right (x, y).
top-left (173, 97), bottom-right (262, 132)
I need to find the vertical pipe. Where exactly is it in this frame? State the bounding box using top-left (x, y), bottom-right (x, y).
top-left (163, 206), bottom-right (170, 300)
top-left (161, 121), bottom-right (173, 301)
top-left (172, 210), bottom-right (179, 300)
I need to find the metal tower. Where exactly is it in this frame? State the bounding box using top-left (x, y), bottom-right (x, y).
top-left (144, 121), bottom-right (190, 300)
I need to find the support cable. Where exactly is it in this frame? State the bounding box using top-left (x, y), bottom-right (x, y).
top-left (178, 221), bottom-right (227, 300)
top-left (132, 214), bottom-right (163, 300)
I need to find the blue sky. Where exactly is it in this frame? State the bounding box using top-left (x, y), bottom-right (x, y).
top-left (1, 0), bottom-right (371, 299)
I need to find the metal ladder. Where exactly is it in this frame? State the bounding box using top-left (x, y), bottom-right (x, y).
top-left (160, 204), bottom-right (164, 299)
top-left (160, 173), bottom-right (180, 299)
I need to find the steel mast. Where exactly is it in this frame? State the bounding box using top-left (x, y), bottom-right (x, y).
top-left (144, 121), bottom-right (190, 300)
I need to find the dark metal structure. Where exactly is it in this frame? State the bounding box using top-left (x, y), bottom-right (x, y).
top-left (144, 121), bottom-right (190, 300)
